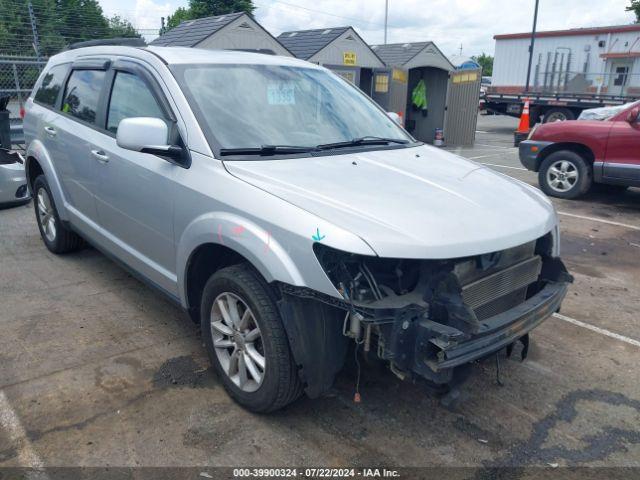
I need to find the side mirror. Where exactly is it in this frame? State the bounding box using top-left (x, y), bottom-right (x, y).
top-left (386, 111), bottom-right (403, 125)
top-left (627, 107), bottom-right (640, 124)
top-left (116, 117), bottom-right (188, 166)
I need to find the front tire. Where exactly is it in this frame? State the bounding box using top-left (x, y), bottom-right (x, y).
top-left (539, 151), bottom-right (592, 199)
top-left (200, 263), bottom-right (302, 412)
top-left (33, 175), bottom-right (83, 254)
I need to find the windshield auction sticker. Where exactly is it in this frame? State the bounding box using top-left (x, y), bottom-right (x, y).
top-left (267, 83), bottom-right (296, 105)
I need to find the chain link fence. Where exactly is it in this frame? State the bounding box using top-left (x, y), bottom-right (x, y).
top-left (0, 56), bottom-right (47, 117)
top-left (0, 56), bottom-right (47, 146)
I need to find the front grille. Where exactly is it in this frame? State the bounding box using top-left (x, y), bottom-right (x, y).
top-left (473, 287), bottom-right (528, 321)
top-left (461, 255), bottom-right (542, 320)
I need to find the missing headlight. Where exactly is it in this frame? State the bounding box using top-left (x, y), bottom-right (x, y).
top-left (313, 244), bottom-right (421, 303)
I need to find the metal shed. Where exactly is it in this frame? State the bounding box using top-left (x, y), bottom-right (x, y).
top-left (150, 12), bottom-right (293, 57)
top-left (277, 27), bottom-right (385, 95)
top-left (371, 42), bottom-right (481, 146)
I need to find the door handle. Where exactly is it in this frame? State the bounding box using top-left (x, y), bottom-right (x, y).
top-left (91, 149), bottom-right (109, 163)
top-left (44, 126), bottom-right (56, 137)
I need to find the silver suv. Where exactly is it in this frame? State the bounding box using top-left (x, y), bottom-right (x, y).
top-left (24, 45), bottom-right (572, 412)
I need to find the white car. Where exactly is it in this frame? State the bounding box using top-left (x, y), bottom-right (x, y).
top-left (0, 149), bottom-right (29, 207)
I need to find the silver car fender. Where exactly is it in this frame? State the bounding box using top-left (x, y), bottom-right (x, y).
top-left (176, 212), bottom-right (308, 308)
top-left (25, 138), bottom-right (70, 221)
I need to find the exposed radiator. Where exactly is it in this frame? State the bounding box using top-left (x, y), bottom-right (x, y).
top-left (461, 255), bottom-right (543, 319)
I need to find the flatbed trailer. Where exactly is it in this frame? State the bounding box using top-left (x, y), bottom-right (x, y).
top-left (483, 91), bottom-right (640, 124)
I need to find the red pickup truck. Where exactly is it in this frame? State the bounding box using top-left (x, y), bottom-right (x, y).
top-left (519, 102), bottom-right (640, 199)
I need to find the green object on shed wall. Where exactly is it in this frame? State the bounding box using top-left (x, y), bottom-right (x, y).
top-left (412, 79), bottom-right (428, 110)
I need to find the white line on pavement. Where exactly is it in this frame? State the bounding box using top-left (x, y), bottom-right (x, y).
top-left (553, 313), bottom-right (640, 348)
top-left (556, 211), bottom-right (640, 231)
top-left (0, 391), bottom-right (46, 469)
top-left (475, 143), bottom-right (515, 149)
top-left (470, 154), bottom-right (509, 160)
top-left (481, 162), bottom-right (528, 171)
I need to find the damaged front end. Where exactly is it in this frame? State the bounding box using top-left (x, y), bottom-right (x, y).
top-left (281, 233), bottom-right (572, 393)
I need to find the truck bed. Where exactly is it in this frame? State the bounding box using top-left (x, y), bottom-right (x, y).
top-left (483, 90), bottom-right (640, 122)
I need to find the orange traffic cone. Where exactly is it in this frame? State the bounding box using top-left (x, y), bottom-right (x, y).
top-left (517, 98), bottom-right (531, 133)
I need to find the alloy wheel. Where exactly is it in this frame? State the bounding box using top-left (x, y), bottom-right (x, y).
top-left (546, 160), bottom-right (579, 193)
top-left (210, 292), bottom-right (266, 392)
top-left (37, 188), bottom-right (57, 242)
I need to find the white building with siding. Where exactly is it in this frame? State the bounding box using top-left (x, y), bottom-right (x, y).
top-left (492, 24), bottom-right (640, 96)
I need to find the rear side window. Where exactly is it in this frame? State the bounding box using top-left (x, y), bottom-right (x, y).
top-left (61, 69), bottom-right (106, 125)
top-left (107, 72), bottom-right (165, 133)
top-left (34, 64), bottom-right (68, 107)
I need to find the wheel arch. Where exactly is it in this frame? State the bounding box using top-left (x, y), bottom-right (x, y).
top-left (25, 139), bottom-right (70, 221)
top-left (537, 142), bottom-right (594, 172)
top-left (25, 155), bottom-right (44, 192)
top-left (183, 242), bottom-right (248, 322)
top-left (177, 213), bottom-right (306, 322)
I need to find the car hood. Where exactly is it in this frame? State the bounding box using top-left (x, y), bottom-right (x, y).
top-left (224, 144), bottom-right (557, 259)
top-left (539, 119), bottom-right (607, 133)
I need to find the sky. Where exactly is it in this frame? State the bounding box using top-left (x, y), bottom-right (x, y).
top-left (100, 0), bottom-right (637, 57)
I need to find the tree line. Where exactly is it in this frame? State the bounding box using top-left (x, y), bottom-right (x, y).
top-left (164, 0), bottom-right (255, 31)
top-left (0, 0), bottom-right (138, 58)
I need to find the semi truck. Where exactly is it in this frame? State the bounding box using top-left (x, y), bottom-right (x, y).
top-left (485, 24), bottom-right (640, 123)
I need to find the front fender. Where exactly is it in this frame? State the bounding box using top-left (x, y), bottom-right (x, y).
top-left (176, 212), bottom-right (306, 308)
top-left (26, 139), bottom-right (69, 221)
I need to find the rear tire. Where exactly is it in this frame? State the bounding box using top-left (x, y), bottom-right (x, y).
top-left (538, 151), bottom-right (592, 199)
top-left (543, 107), bottom-right (575, 123)
top-left (33, 175), bottom-right (83, 254)
top-left (200, 263), bottom-right (302, 412)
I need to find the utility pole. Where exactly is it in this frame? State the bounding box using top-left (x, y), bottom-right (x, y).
top-left (525, 0), bottom-right (540, 93)
top-left (28, 1), bottom-right (42, 61)
top-left (384, 0), bottom-right (389, 44)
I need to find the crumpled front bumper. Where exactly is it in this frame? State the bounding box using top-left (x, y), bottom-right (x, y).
top-left (423, 281), bottom-right (568, 371)
top-left (379, 258), bottom-right (572, 385)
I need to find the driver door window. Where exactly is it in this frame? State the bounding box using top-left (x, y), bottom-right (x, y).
top-left (107, 71), bottom-right (165, 133)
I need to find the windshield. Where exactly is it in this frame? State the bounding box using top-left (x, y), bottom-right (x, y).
top-left (172, 64), bottom-right (413, 154)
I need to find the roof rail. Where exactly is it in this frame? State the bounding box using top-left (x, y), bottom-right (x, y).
top-left (231, 48), bottom-right (277, 55)
top-left (65, 38), bottom-right (147, 50)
